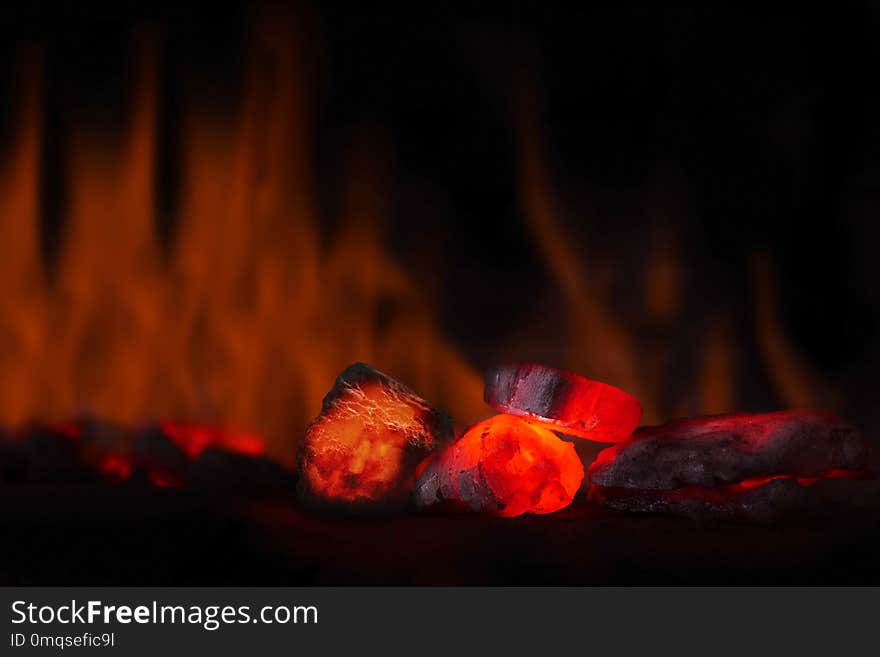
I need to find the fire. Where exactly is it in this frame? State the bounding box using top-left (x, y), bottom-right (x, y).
top-left (0, 12), bottom-right (834, 468)
top-left (0, 21), bottom-right (484, 463)
top-left (514, 90), bottom-right (830, 424)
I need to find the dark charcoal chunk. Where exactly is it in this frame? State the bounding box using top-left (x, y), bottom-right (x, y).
top-left (589, 409), bottom-right (869, 490)
top-left (133, 425), bottom-right (192, 485)
top-left (191, 448), bottom-right (295, 496)
top-left (0, 438), bottom-right (29, 483)
top-left (14, 427), bottom-right (98, 484)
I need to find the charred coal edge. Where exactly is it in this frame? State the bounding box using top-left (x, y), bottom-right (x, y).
top-left (412, 460), bottom-right (505, 515)
top-left (295, 363), bottom-right (455, 514)
top-left (484, 363), bottom-right (575, 417)
top-left (599, 410), bottom-right (854, 450)
top-left (315, 362), bottom-right (455, 445)
top-left (411, 455), bottom-right (442, 507)
top-left (470, 421), bottom-right (504, 512)
top-left (463, 459), bottom-right (505, 513)
top-left (0, 424), bottom-right (296, 494)
top-left (411, 427), bottom-right (506, 514)
top-left (0, 428), bottom-right (101, 484)
top-left (484, 363), bottom-right (642, 437)
top-left (410, 458), bottom-right (473, 515)
top-left (629, 408), bottom-right (847, 442)
top-left (587, 412), bottom-right (869, 488)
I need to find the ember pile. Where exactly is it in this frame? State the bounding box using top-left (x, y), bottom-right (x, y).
top-left (297, 362), bottom-right (873, 520)
top-left (0, 360), bottom-right (873, 523)
top-left (0, 419), bottom-right (293, 494)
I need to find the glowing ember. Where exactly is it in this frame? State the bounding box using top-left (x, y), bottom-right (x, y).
top-left (588, 409), bottom-right (872, 519)
top-left (588, 409), bottom-right (869, 490)
top-left (0, 418), bottom-right (278, 491)
top-left (484, 364), bottom-right (641, 442)
top-left (414, 414), bottom-right (584, 517)
top-left (98, 454), bottom-right (134, 482)
top-left (297, 363), bottom-right (454, 511)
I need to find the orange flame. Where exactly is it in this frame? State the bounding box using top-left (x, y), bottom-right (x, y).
top-left (0, 15), bottom-right (830, 466)
top-left (0, 21), bottom-right (484, 463)
top-left (514, 90), bottom-right (827, 423)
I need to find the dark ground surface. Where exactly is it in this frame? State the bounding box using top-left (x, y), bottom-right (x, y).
top-left (2, 482), bottom-right (880, 585)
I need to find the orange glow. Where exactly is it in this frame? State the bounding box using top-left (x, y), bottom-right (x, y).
top-left (485, 363), bottom-right (641, 442)
top-left (0, 20), bottom-right (484, 464)
top-left (515, 95), bottom-right (651, 420)
top-left (157, 421), bottom-right (265, 458)
top-left (0, 16), bottom-right (837, 463)
top-left (298, 365), bottom-right (454, 509)
top-left (419, 414), bottom-right (584, 517)
top-left (669, 468), bottom-right (871, 502)
top-left (515, 91), bottom-right (832, 423)
top-left (752, 252), bottom-right (835, 408)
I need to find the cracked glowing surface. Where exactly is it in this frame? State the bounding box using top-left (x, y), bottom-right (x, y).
top-left (428, 414), bottom-right (584, 517)
top-left (302, 379), bottom-right (437, 504)
top-left (484, 364), bottom-right (642, 442)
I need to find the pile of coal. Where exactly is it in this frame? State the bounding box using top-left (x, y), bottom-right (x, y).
top-left (296, 363), bottom-right (454, 512)
top-left (415, 364), bottom-right (639, 517)
top-left (588, 409), bottom-right (872, 521)
top-left (0, 418), bottom-right (292, 495)
top-left (0, 423), bottom-right (103, 484)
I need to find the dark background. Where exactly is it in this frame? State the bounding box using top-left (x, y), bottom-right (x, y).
top-left (0, 1), bottom-right (877, 428)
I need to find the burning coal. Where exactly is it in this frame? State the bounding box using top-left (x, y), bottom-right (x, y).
top-left (297, 362), bottom-right (873, 520)
top-left (409, 364), bottom-right (640, 516)
top-left (588, 410), bottom-right (871, 520)
top-left (0, 26), bottom-right (485, 466)
top-left (296, 363), bottom-right (454, 512)
top-left (484, 363), bottom-right (641, 442)
top-left (0, 358), bottom-right (873, 523)
top-left (0, 11), bottom-right (871, 524)
top-left (414, 414), bottom-right (583, 517)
